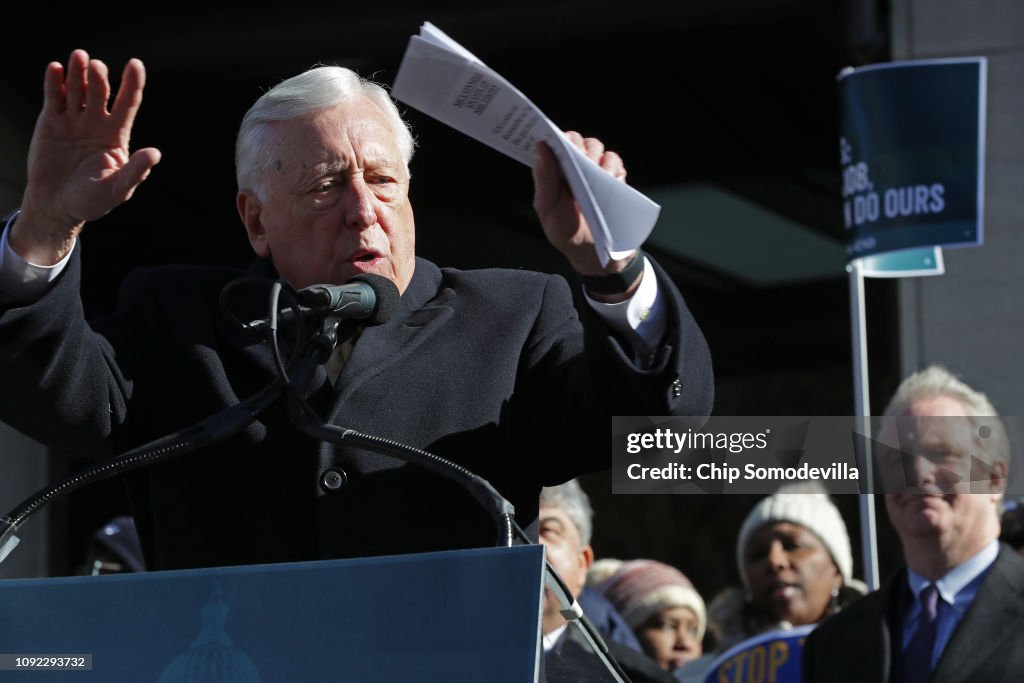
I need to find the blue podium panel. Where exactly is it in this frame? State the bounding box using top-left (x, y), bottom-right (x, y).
top-left (0, 545), bottom-right (545, 682)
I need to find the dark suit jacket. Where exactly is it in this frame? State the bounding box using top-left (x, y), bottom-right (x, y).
top-left (578, 585), bottom-right (644, 653)
top-left (803, 544), bottom-right (1024, 682)
top-left (547, 622), bottom-right (677, 683)
top-left (0, 251), bottom-right (712, 570)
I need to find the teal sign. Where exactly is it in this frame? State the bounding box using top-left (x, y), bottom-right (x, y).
top-left (839, 58), bottom-right (986, 259)
top-left (860, 245), bottom-right (944, 278)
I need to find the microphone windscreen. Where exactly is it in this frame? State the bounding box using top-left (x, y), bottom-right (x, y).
top-left (348, 273), bottom-right (400, 325)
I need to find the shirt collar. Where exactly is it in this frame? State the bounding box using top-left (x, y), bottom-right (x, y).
top-left (907, 539), bottom-right (999, 604)
top-left (543, 623), bottom-right (568, 652)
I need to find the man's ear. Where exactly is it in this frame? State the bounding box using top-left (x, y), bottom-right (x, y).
top-left (581, 544), bottom-right (595, 571)
top-left (991, 460), bottom-right (1009, 499)
top-left (237, 190), bottom-right (270, 257)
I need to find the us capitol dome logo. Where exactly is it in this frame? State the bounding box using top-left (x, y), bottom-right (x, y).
top-left (157, 583), bottom-right (261, 683)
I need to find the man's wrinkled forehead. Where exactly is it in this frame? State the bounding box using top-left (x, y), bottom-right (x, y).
top-left (877, 414), bottom-right (979, 455)
top-left (267, 111), bottom-right (405, 171)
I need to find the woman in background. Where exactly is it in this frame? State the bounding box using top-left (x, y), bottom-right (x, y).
top-left (590, 558), bottom-right (707, 674)
top-left (708, 482), bottom-right (866, 653)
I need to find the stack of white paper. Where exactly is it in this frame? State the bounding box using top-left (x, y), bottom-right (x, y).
top-left (391, 22), bottom-right (661, 266)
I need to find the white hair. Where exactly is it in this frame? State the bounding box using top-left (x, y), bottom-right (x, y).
top-left (235, 66), bottom-right (415, 198)
top-left (539, 480), bottom-right (594, 547)
top-left (883, 364), bottom-right (1010, 471)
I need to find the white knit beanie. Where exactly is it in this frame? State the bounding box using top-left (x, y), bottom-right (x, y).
top-left (736, 482), bottom-right (853, 591)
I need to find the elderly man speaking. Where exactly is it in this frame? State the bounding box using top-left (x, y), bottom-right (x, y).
top-left (0, 51), bottom-right (712, 570)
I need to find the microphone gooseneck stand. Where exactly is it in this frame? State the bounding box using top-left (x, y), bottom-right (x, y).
top-left (0, 275), bottom-right (627, 682)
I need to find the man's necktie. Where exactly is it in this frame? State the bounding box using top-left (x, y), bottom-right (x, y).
top-left (902, 583), bottom-right (939, 683)
top-left (326, 336), bottom-right (357, 385)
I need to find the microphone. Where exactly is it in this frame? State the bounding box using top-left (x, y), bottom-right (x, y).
top-left (296, 273), bottom-right (400, 326)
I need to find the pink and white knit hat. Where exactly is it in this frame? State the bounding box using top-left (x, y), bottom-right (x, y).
top-left (591, 559), bottom-right (707, 639)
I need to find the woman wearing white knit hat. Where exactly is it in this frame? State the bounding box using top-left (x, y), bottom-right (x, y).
top-left (707, 482), bottom-right (867, 652)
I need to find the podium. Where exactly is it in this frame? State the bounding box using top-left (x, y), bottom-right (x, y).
top-left (0, 545), bottom-right (545, 682)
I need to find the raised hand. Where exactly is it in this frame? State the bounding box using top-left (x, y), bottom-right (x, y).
top-left (12, 50), bottom-right (161, 265)
top-left (531, 131), bottom-right (641, 300)
top-left (531, 132), bottom-right (640, 296)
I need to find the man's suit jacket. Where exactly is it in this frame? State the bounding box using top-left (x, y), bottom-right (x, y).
top-left (578, 585), bottom-right (645, 653)
top-left (0, 251), bottom-right (712, 570)
top-left (803, 544), bottom-right (1024, 682)
top-left (546, 622), bottom-right (677, 683)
